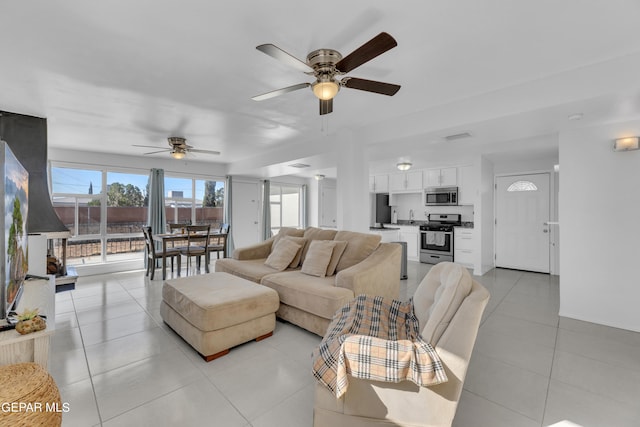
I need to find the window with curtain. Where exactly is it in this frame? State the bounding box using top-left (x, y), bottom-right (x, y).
top-left (164, 176), bottom-right (225, 228)
top-left (270, 183), bottom-right (302, 235)
top-left (50, 165), bottom-right (224, 265)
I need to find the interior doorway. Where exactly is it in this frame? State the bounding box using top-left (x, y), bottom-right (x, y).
top-left (495, 173), bottom-right (551, 273)
top-left (232, 180), bottom-right (261, 249)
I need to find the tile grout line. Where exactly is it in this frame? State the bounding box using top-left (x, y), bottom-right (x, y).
top-left (69, 289), bottom-right (105, 427)
top-left (540, 313), bottom-right (561, 427)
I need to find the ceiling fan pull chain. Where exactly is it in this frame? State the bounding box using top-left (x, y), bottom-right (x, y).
top-left (321, 116), bottom-right (330, 135)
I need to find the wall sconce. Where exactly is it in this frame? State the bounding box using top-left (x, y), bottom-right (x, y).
top-left (613, 137), bottom-right (639, 152)
top-left (396, 162), bottom-right (412, 171)
top-left (314, 174), bottom-right (325, 181)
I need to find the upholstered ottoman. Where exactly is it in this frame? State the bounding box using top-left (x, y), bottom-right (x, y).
top-left (160, 272), bottom-right (279, 361)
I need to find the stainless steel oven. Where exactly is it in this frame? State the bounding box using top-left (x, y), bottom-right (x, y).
top-left (419, 214), bottom-right (461, 264)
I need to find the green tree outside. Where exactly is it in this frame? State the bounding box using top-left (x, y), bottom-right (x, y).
top-left (203, 181), bottom-right (224, 207)
top-left (106, 182), bottom-right (145, 207)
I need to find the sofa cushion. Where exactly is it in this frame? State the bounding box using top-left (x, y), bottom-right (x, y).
top-left (265, 238), bottom-right (302, 271)
top-left (261, 271), bottom-right (354, 320)
top-left (273, 227), bottom-right (305, 247)
top-left (301, 227), bottom-right (339, 261)
top-left (214, 258), bottom-right (281, 283)
top-left (412, 262), bottom-right (472, 344)
top-left (325, 240), bottom-right (348, 276)
top-left (283, 236), bottom-right (307, 268)
top-left (301, 240), bottom-right (336, 277)
top-left (334, 231), bottom-right (381, 272)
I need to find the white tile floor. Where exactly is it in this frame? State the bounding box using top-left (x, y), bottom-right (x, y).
top-left (50, 261), bottom-right (640, 427)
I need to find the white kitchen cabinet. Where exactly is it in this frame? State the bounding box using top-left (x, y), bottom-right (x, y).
top-left (454, 227), bottom-right (475, 268)
top-left (369, 228), bottom-right (399, 243)
top-left (457, 164), bottom-right (477, 205)
top-left (389, 171), bottom-right (422, 192)
top-left (370, 174), bottom-right (389, 193)
top-left (424, 167), bottom-right (457, 187)
top-left (397, 225), bottom-right (419, 261)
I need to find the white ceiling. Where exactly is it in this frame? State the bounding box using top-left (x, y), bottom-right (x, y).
top-left (2, 1), bottom-right (640, 178)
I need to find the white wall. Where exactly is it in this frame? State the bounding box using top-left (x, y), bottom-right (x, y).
top-left (559, 120), bottom-right (640, 332)
top-left (479, 156), bottom-right (495, 274)
top-left (307, 178), bottom-right (320, 227)
top-left (49, 148), bottom-right (228, 178)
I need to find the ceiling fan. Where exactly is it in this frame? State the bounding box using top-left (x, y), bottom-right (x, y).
top-left (133, 137), bottom-right (220, 160)
top-left (252, 32), bottom-right (401, 115)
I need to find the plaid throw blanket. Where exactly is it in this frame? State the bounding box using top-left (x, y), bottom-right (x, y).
top-left (312, 295), bottom-right (448, 398)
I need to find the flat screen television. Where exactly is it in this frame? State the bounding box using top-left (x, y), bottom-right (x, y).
top-left (375, 193), bottom-right (391, 226)
top-left (0, 141), bottom-right (28, 320)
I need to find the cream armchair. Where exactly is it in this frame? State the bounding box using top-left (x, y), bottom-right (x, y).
top-left (313, 262), bottom-right (490, 427)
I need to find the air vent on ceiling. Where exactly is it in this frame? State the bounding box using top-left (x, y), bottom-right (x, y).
top-left (288, 163), bottom-right (311, 168)
top-left (444, 132), bottom-right (472, 141)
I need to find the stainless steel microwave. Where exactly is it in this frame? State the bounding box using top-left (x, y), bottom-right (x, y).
top-left (425, 187), bottom-right (458, 206)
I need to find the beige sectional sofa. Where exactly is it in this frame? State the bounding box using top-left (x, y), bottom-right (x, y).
top-left (215, 227), bottom-right (401, 336)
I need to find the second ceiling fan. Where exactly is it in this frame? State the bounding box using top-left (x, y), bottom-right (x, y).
top-left (252, 32), bottom-right (401, 115)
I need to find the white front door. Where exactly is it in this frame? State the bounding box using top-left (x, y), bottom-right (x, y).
top-left (495, 173), bottom-right (550, 273)
top-left (232, 180), bottom-right (261, 249)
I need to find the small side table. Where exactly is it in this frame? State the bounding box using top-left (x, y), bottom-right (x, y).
top-left (0, 328), bottom-right (53, 368)
top-left (0, 277), bottom-right (55, 369)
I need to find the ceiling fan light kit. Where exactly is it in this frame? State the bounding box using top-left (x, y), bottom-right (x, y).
top-left (133, 137), bottom-right (220, 159)
top-left (253, 32), bottom-right (401, 115)
top-left (171, 149), bottom-right (186, 159)
top-left (397, 162), bottom-right (412, 171)
top-left (312, 79), bottom-right (340, 101)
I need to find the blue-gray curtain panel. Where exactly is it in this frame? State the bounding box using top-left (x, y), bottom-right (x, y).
top-left (224, 175), bottom-right (234, 255)
top-left (148, 168), bottom-right (166, 266)
top-left (262, 180), bottom-right (271, 240)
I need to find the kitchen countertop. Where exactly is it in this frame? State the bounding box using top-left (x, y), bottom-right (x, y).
top-left (393, 220), bottom-right (426, 226)
top-left (373, 221), bottom-right (474, 228)
top-left (456, 222), bottom-right (475, 228)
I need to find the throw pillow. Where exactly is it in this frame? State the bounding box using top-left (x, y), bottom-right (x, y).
top-left (265, 238), bottom-right (302, 271)
top-left (325, 240), bottom-right (348, 276)
top-left (283, 236), bottom-right (307, 268)
top-left (301, 240), bottom-right (336, 277)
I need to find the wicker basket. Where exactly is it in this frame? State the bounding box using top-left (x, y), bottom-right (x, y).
top-left (0, 363), bottom-right (62, 426)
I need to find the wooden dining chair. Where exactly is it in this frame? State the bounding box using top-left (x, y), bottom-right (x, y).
top-left (142, 226), bottom-right (181, 280)
top-left (167, 223), bottom-right (185, 233)
top-left (166, 223), bottom-right (189, 250)
top-left (206, 223), bottom-right (230, 262)
top-left (179, 224), bottom-right (211, 275)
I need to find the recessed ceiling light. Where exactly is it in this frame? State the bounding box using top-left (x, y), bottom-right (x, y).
top-left (568, 113), bottom-right (583, 121)
top-left (288, 163), bottom-right (310, 168)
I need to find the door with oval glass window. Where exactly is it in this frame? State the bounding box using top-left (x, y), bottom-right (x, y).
top-left (495, 173), bottom-right (550, 273)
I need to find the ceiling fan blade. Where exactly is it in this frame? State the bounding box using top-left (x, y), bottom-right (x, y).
top-left (133, 144), bottom-right (168, 149)
top-left (143, 149), bottom-right (171, 155)
top-left (335, 32), bottom-right (397, 73)
top-left (320, 99), bottom-right (333, 115)
top-left (342, 77), bottom-right (401, 96)
top-left (252, 82), bottom-right (311, 101)
top-left (256, 44), bottom-right (314, 73)
top-left (188, 148), bottom-right (221, 155)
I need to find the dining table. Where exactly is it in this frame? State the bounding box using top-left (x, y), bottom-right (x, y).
top-left (152, 230), bottom-right (227, 280)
